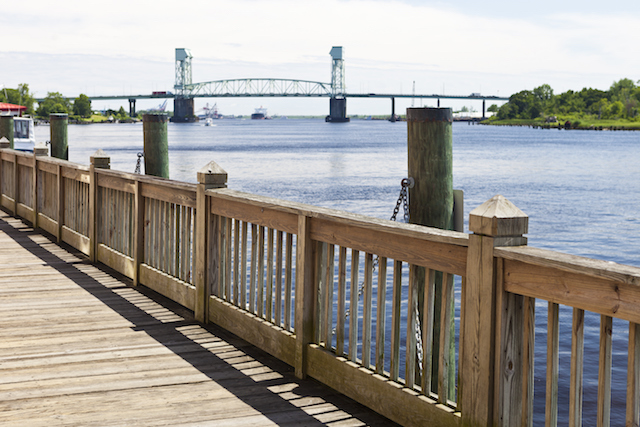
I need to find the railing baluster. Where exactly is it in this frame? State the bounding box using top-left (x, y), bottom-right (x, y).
top-left (336, 246), bottom-right (347, 357)
top-left (375, 256), bottom-right (387, 375)
top-left (348, 249), bottom-right (359, 362)
top-left (284, 232), bottom-right (293, 331)
top-left (390, 260), bottom-right (402, 382)
top-left (233, 219), bottom-right (240, 305)
top-left (423, 268), bottom-right (435, 396)
top-left (362, 252), bottom-right (373, 368)
top-left (523, 296), bottom-right (535, 426)
top-left (438, 272), bottom-right (454, 404)
top-left (266, 227), bottom-right (274, 320)
top-left (257, 225), bottom-right (265, 318)
top-left (275, 230), bottom-right (283, 327)
top-left (406, 264), bottom-right (418, 388)
top-left (323, 244), bottom-right (335, 349)
top-left (225, 217), bottom-right (232, 301)
top-left (627, 322), bottom-right (640, 427)
top-left (241, 221), bottom-right (248, 309)
top-left (250, 223), bottom-right (257, 313)
top-left (569, 308), bottom-right (585, 427)
top-left (317, 242), bottom-right (327, 345)
top-left (546, 302), bottom-right (560, 426)
top-left (597, 315), bottom-right (612, 427)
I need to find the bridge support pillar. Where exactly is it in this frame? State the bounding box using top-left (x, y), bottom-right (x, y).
top-left (129, 99), bottom-right (136, 118)
top-left (325, 97), bottom-right (350, 123)
top-left (172, 97), bottom-right (197, 123)
top-left (482, 99), bottom-right (486, 119)
top-left (389, 97), bottom-right (396, 122)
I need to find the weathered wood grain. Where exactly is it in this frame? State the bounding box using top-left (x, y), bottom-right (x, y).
top-left (0, 211), bottom-right (394, 426)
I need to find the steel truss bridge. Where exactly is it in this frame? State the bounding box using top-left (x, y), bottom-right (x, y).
top-left (43, 47), bottom-right (510, 121)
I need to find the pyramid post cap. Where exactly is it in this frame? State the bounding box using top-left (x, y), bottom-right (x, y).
top-left (197, 160), bottom-right (227, 188)
top-left (469, 195), bottom-right (528, 237)
top-left (90, 149), bottom-right (110, 168)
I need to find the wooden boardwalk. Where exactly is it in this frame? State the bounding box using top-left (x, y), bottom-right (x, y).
top-left (0, 210), bottom-right (395, 427)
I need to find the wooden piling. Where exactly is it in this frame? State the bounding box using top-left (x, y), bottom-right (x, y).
top-left (0, 116), bottom-right (14, 149)
top-left (406, 107), bottom-right (454, 394)
top-left (143, 113), bottom-right (169, 178)
top-left (50, 113), bottom-right (69, 160)
top-left (406, 107), bottom-right (453, 230)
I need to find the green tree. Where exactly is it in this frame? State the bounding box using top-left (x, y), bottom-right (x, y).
top-left (36, 92), bottom-right (72, 117)
top-left (0, 84), bottom-right (36, 114)
top-left (117, 106), bottom-right (128, 119)
top-left (73, 94), bottom-right (92, 117)
top-left (487, 104), bottom-right (499, 113)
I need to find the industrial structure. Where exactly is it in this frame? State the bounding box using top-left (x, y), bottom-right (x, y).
top-left (172, 48), bottom-right (196, 123)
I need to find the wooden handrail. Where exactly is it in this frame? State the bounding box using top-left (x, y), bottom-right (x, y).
top-left (2, 147), bottom-right (640, 427)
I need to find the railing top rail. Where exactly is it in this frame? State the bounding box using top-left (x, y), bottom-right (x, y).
top-left (207, 188), bottom-right (469, 247)
top-left (95, 167), bottom-right (198, 192)
top-left (497, 245), bottom-right (640, 286)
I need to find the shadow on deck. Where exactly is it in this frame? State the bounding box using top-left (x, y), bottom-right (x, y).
top-left (0, 210), bottom-right (396, 426)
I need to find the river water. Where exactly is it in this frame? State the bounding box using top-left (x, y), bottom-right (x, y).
top-left (35, 119), bottom-right (640, 424)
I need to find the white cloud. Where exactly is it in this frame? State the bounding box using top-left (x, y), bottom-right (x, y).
top-left (2, 0), bottom-right (639, 115)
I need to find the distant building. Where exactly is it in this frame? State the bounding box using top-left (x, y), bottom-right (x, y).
top-left (0, 102), bottom-right (27, 116)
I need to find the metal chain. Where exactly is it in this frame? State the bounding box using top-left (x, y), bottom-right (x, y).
top-left (334, 178), bottom-right (412, 337)
top-left (390, 177), bottom-right (412, 223)
top-left (134, 152), bottom-right (144, 174)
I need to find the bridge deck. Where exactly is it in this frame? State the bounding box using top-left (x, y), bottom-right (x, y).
top-left (0, 211), bottom-right (394, 427)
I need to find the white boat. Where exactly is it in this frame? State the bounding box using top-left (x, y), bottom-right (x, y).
top-left (12, 116), bottom-right (36, 151)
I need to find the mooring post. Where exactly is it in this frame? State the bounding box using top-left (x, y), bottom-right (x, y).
top-left (406, 107), bottom-right (454, 394)
top-left (143, 113), bottom-right (169, 178)
top-left (50, 113), bottom-right (69, 160)
top-left (461, 195), bottom-right (528, 426)
top-left (0, 116), bottom-right (14, 149)
top-left (194, 161), bottom-right (228, 324)
top-left (89, 150), bottom-right (110, 263)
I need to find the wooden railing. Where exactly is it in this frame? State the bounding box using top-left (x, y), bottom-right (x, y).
top-left (1, 146), bottom-right (639, 427)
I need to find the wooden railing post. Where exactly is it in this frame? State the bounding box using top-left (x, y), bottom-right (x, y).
top-left (0, 140), bottom-right (8, 207)
top-left (89, 150), bottom-right (110, 263)
top-left (295, 214), bottom-right (316, 379)
top-left (461, 195), bottom-right (528, 427)
top-left (194, 161), bottom-right (227, 323)
top-left (32, 143), bottom-right (48, 228)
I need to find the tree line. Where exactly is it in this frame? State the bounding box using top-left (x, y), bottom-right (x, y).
top-left (1, 84), bottom-right (93, 118)
top-left (495, 78), bottom-right (640, 121)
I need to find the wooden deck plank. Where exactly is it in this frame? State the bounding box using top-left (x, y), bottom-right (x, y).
top-left (0, 210), bottom-right (395, 426)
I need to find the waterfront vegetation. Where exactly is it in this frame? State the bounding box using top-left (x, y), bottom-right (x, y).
top-left (485, 78), bottom-right (640, 129)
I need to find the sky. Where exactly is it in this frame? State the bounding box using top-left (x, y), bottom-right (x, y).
top-left (2, 0), bottom-right (639, 116)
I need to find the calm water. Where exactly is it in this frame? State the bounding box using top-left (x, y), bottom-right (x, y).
top-left (35, 119), bottom-right (640, 424)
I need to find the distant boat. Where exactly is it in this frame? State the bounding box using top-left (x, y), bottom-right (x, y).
top-left (251, 107), bottom-right (269, 120)
top-left (13, 116), bottom-right (36, 151)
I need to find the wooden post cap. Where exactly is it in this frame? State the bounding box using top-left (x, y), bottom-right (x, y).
top-left (33, 143), bottom-right (49, 156)
top-left (406, 107), bottom-right (453, 123)
top-left (469, 195), bottom-right (528, 245)
top-left (0, 136), bottom-right (9, 148)
top-left (90, 149), bottom-right (111, 169)
top-left (197, 161), bottom-right (227, 188)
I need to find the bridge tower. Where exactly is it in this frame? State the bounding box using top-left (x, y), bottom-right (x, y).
top-left (172, 48), bottom-right (197, 123)
top-left (325, 46), bottom-right (350, 123)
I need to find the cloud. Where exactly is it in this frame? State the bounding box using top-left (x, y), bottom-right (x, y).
top-left (2, 0), bottom-right (638, 114)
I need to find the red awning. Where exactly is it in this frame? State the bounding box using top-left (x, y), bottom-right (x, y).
top-left (0, 102), bottom-right (27, 112)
